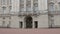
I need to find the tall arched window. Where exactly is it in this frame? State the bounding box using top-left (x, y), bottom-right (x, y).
top-left (20, 0), bottom-right (24, 3)
top-left (49, 2), bottom-right (55, 11)
top-left (20, 0), bottom-right (24, 11)
top-left (10, 0), bottom-right (12, 4)
top-left (26, 0), bottom-right (31, 12)
top-left (20, 4), bottom-right (24, 11)
top-left (33, 0), bottom-right (38, 12)
top-left (1, 0), bottom-right (8, 5)
top-left (2, 7), bottom-right (6, 14)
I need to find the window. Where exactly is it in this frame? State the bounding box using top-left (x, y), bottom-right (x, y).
top-left (20, 4), bottom-right (24, 11)
top-left (3, 17), bottom-right (5, 19)
top-left (49, 2), bottom-right (55, 11)
top-left (34, 7), bottom-right (38, 11)
top-left (26, 4), bottom-right (31, 7)
top-left (2, 21), bottom-right (5, 27)
top-left (9, 6), bottom-right (12, 12)
top-left (34, 21), bottom-right (38, 28)
top-left (20, 0), bottom-right (24, 2)
top-left (20, 8), bottom-right (24, 11)
top-left (20, 0), bottom-right (24, 3)
top-left (58, 2), bottom-right (60, 11)
top-left (2, 0), bottom-right (6, 5)
top-left (26, 4), bottom-right (31, 11)
top-left (10, 0), bottom-right (11, 4)
top-left (20, 0), bottom-right (24, 10)
top-left (26, 0), bottom-right (31, 4)
top-left (26, 7), bottom-right (31, 11)
top-left (27, 0), bottom-right (31, 1)
top-left (34, 3), bottom-right (38, 7)
top-left (20, 3), bottom-right (24, 7)
top-left (33, 0), bottom-right (38, 3)
top-left (9, 17), bottom-right (11, 19)
top-left (19, 21), bottom-right (23, 28)
top-left (26, 0), bottom-right (31, 11)
top-left (7, 21), bottom-right (11, 28)
top-left (2, 7), bottom-right (6, 14)
top-left (33, 3), bottom-right (38, 11)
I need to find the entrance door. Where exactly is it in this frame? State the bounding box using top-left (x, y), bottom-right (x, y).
top-left (25, 16), bottom-right (33, 28)
top-left (19, 21), bottom-right (23, 28)
top-left (34, 21), bottom-right (38, 28)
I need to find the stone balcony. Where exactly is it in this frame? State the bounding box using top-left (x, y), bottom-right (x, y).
top-left (0, 10), bottom-right (48, 17)
top-left (48, 11), bottom-right (60, 15)
top-left (18, 11), bottom-right (40, 16)
top-left (0, 14), bottom-right (11, 17)
top-left (0, 11), bottom-right (40, 17)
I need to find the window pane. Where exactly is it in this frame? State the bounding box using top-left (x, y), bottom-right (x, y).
top-left (2, 0), bottom-right (6, 5)
top-left (20, 6), bottom-right (24, 11)
top-left (34, 3), bottom-right (38, 7)
top-left (49, 3), bottom-right (54, 11)
top-left (10, 0), bottom-right (12, 4)
top-left (59, 3), bottom-right (60, 11)
top-left (20, 0), bottom-right (24, 2)
top-left (20, 4), bottom-right (24, 11)
top-left (26, 7), bottom-right (31, 11)
top-left (2, 7), bottom-right (6, 14)
top-left (33, 0), bottom-right (38, 11)
top-left (34, 7), bottom-right (38, 11)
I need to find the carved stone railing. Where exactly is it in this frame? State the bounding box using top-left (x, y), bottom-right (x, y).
top-left (0, 12), bottom-right (19, 17)
top-left (0, 10), bottom-right (48, 17)
top-left (0, 14), bottom-right (11, 17)
top-left (0, 10), bottom-right (49, 17)
top-left (18, 11), bottom-right (40, 16)
top-left (48, 11), bottom-right (60, 15)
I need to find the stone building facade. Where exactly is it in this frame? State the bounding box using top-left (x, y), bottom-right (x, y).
top-left (0, 0), bottom-right (60, 28)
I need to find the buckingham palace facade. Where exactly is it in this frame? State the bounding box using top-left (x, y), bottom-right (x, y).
top-left (0, 0), bottom-right (60, 29)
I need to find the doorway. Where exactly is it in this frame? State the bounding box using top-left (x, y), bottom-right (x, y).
top-left (19, 21), bottom-right (23, 28)
top-left (34, 21), bottom-right (38, 28)
top-left (25, 16), bottom-right (33, 28)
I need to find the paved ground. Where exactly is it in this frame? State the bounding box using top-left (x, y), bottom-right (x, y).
top-left (0, 28), bottom-right (60, 34)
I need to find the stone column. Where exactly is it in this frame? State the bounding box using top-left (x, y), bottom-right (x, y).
top-left (31, 0), bottom-right (33, 12)
top-left (24, 0), bottom-right (26, 12)
top-left (23, 21), bottom-right (25, 28)
top-left (33, 21), bottom-right (35, 28)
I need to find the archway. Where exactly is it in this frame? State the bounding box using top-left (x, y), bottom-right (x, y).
top-left (25, 16), bottom-right (33, 28)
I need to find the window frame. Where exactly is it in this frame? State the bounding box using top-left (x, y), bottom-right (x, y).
top-left (49, 2), bottom-right (55, 11)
